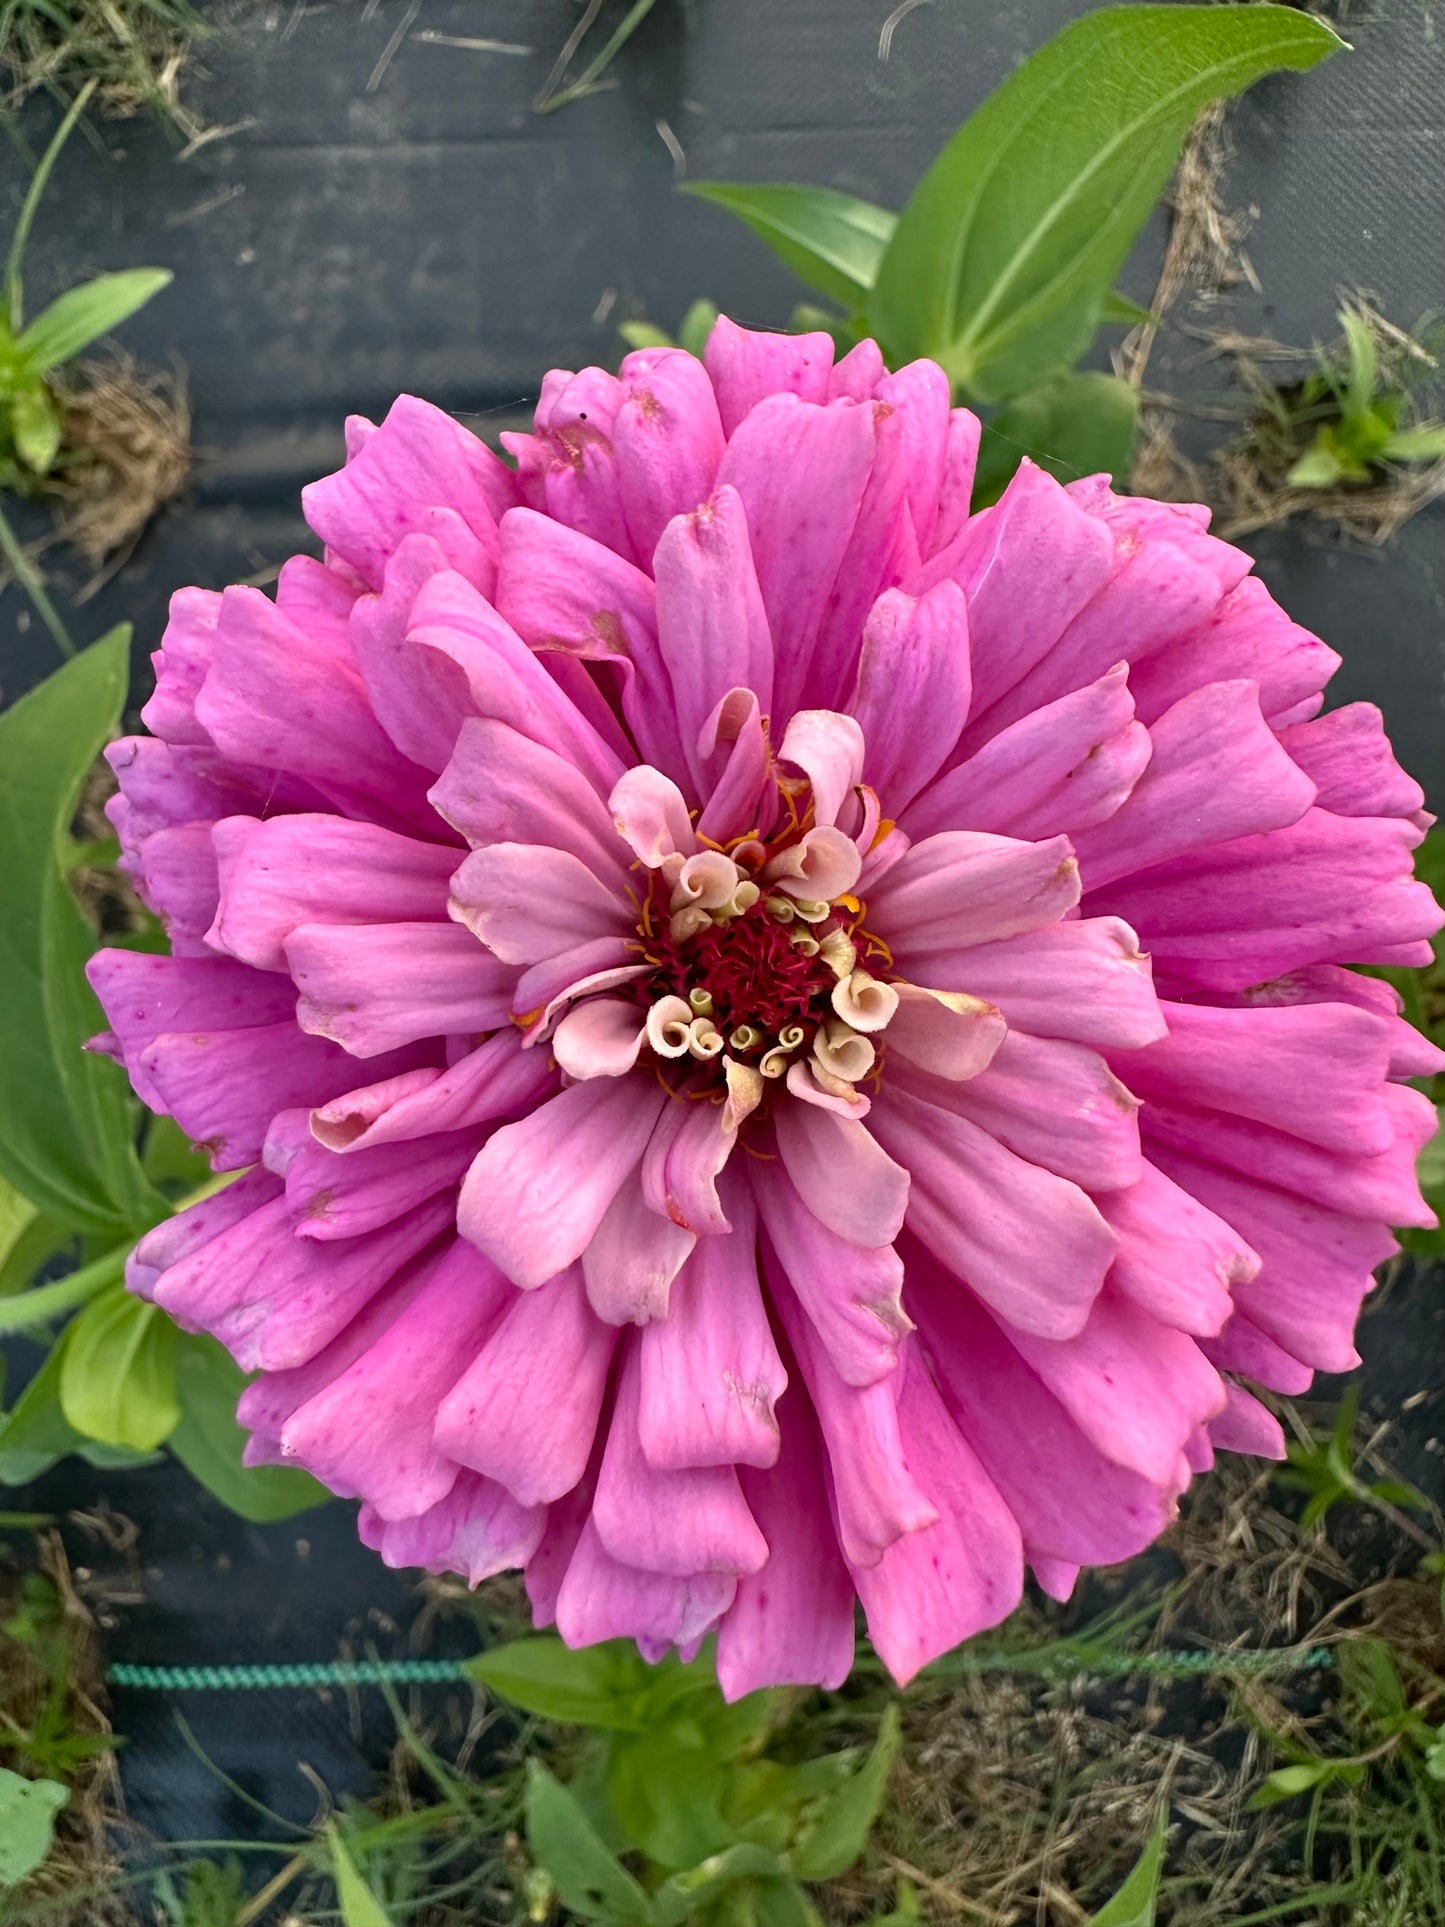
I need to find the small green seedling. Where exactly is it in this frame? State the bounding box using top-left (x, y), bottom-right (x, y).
top-left (1, 84), bottom-right (171, 492)
top-left (1275, 1385), bottom-right (1431, 1532)
top-left (1283, 310), bottom-right (1445, 489)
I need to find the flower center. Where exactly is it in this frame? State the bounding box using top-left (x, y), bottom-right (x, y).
top-left (626, 815), bottom-right (898, 1095)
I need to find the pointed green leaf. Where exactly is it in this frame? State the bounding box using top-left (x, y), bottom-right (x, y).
top-left (620, 320), bottom-right (677, 350)
top-left (870, 5), bottom-right (1342, 400)
top-left (10, 381), bottom-right (62, 475)
top-left (683, 183), bottom-right (895, 308)
top-left (1286, 434), bottom-right (1347, 489)
top-left (1087, 1806), bottom-right (1168, 1925)
top-left (1381, 424), bottom-right (1445, 463)
top-left (0, 1768), bottom-right (68, 1887)
top-left (1101, 289), bottom-right (1157, 327)
top-left (789, 1704), bottom-right (901, 1881)
top-left (0, 628), bottom-right (160, 1235)
top-left (678, 300), bottom-right (721, 361)
top-left (167, 1332), bottom-right (329, 1522)
top-left (525, 1760), bottom-right (657, 1925)
top-left (327, 1825), bottom-right (392, 1927)
top-left (16, 269), bottom-right (172, 375)
top-left (466, 1634), bottom-right (655, 1728)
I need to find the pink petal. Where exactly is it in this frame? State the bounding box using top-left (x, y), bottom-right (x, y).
top-left (869, 1083), bottom-right (1117, 1340)
top-left (284, 1130), bottom-right (478, 1243)
top-left (1071, 680), bottom-right (1317, 890)
top-left (925, 408), bottom-right (983, 558)
top-left (581, 1170), bottom-right (696, 1325)
top-left (716, 1397), bottom-right (856, 1700)
top-left (772, 1103), bottom-right (909, 1249)
top-left (280, 1238), bottom-right (515, 1518)
top-left (141, 586), bottom-right (221, 746)
top-left (868, 831), bottom-right (1080, 968)
top-left (552, 998), bottom-right (646, 1079)
top-left (849, 581), bottom-right (971, 813)
top-left (433, 1266), bottom-right (614, 1504)
top-left (703, 317), bottom-right (835, 434)
top-left (769, 1270), bottom-right (937, 1568)
top-left (593, 1344), bottom-right (769, 1576)
top-left (921, 917), bottom-right (1166, 1050)
top-left (851, 1343), bottom-right (1023, 1687)
top-left (448, 843), bottom-right (629, 967)
top-left (638, 1184), bottom-right (786, 1471)
top-left (288, 920), bottom-right (514, 1056)
top-left (429, 717), bottom-right (631, 882)
top-left (301, 393), bottom-right (510, 590)
top-left (209, 814), bottom-right (456, 971)
top-left (310, 1033), bottom-right (555, 1151)
top-left (608, 764), bottom-right (697, 867)
top-left (1207, 1385), bottom-right (1286, 1461)
top-left (554, 1522), bottom-right (737, 1659)
top-left (884, 984), bottom-right (1007, 1081)
top-left (776, 709), bottom-right (865, 831)
top-left (360, 1471), bottom-right (546, 1584)
top-left (641, 1093), bottom-right (739, 1237)
top-left (695, 686), bottom-right (776, 847)
top-left (900, 1031), bottom-right (1142, 1194)
top-left (1277, 703), bottom-right (1426, 820)
top-left (127, 823), bottom-right (221, 947)
top-left (1127, 574), bottom-right (1340, 728)
top-left (458, 1078), bottom-right (668, 1289)
top-left (908, 663), bottom-right (1149, 843)
top-left (1099, 1160), bottom-right (1256, 1337)
top-left (751, 1160), bottom-right (911, 1387)
top-left (614, 346), bottom-right (728, 564)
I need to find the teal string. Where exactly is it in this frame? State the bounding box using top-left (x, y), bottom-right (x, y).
top-left (107, 1647), bottom-right (1335, 1692)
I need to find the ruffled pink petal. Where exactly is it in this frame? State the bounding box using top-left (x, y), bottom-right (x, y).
top-left (849, 581), bottom-right (971, 813)
top-left (1099, 1160), bottom-right (1256, 1337)
top-left (141, 587), bottom-right (222, 747)
top-left (430, 717), bottom-right (632, 882)
top-left (924, 918), bottom-right (1166, 1050)
top-left (448, 842), bottom-right (630, 967)
top-left (288, 920), bottom-right (513, 1055)
top-left (907, 663), bottom-right (1149, 843)
top-left (751, 1162), bottom-right (910, 1387)
top-left (695, 686), bottom-right (776, 846)
top-left (614, 345), bottom-right (727, 564)
top-left (898, 1032), bottom-right (1142, 1194)
top-left (775, 709), bottom-right (865, 831)
top-left (1277, 703), bottom-right (1427, 820)
top-left (704, 316), bottom-right (835, 434)
top-left (554, 1521), bottom-right (737, 1660)
top-left (593, 1344), bottom-right (769, 1576)
top-left (1071, 680), bottom-right (1317, 889)
top-left (869, 1083), bottom-right (1117, 1340)
top-left (868, 830), bottom-right (1080, 968)
top-left (302, 393), bottom-right (512, 590)
top-left (284, 1129), bottom-right (481, 1242)
top-left (125, 823), bottom-right (221, 948)
top-left (581, 1170), bottom-right (696, 1326)
top-left (459, 1078), bottom-right (668, 1289)
top-left (884, 984), bottom-right (1007, 1081)
top-left (637, 1183), bottom-right (786, 1471)
top-left (1127, 574), bottom-right (1340, 727)
top-left (360, 1472), bottom-right (545, 1584)
top-left (640, 1092), bottom-right (739, 1237)
top-left (279, 1238), bottom-right (515, 1518)
top-left (850, 1343), bottom-right (1023, 1687)
top-left (552, 998), bottom-right (646, 1079)
top-left (718, 1396), bottom-right (856, 1700)
top-left (433, 1265), bottom-right (613, 1504)
top-left (209, 814), bottom-right (457, 971)
top-left (310, 1032), bottom-right (555, 1151)
top-left (772, 1103), bottom-right (909, 1249)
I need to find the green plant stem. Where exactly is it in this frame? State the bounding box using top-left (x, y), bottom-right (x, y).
top-left (536, 0), bottom-right (658, 111)
top-left (0, 495), bottom-right (75, 658)
top-left (0, 1245), bottom-right (123, 1335)
top-left (5, 78), bottom-right (97, 330)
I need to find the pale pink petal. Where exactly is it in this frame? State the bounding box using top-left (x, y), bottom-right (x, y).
top-left (772, 1103), bottom-right (909, 1249)
top-left (360, 1471), bottom-right (546, 1584)
top-left (776, 709), bottom-right (865, 830)
top-left (459, 1078), bottom-right (668, 1288)
top-left (581, 1170), bottom-right (696, 1325)
top-left (429, 717), bottom-right (631, 882)
top-left (884, 984), bottom-right (1007, 1081)
top-left (868, 831), bottom-right (1080, 968)
top-left (607, 764), bottom-right (697, 866)
top-left (289, 920), bottom-right (513, 1055)
top-left (448, 843), bottom-right (630, 966)
top-left (924, 918), bottom-right (1166, 1051)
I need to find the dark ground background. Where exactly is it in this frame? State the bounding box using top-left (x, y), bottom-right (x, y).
top-left (0, 0), bottom-right (1442, 1865)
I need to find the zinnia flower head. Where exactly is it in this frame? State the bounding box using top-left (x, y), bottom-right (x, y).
top-left (91, 319), bottom-right (1443, 1694)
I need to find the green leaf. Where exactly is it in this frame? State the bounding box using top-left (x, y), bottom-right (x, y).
top-left (10, 381), bottom-right (62, 475)
top-left (870, 5), bottom-right (1342, 400)
top-left (1381, 424), bottom-right (1445, 463)
top-left (789, 1704), bottom-right (901, 1882)
top-left (1336, 311), bottom-right (1378, 423)
top-left (678, 301), bottom-right (721, 361)
top-left (682, 183), bottom-right (895, 308)
top-left (58, 1279), bottom-right (179, 1450)
top-left (466, 1635), bottom-right (656, 1729)
top-left (620, 320), bottom-right (677, 351)
top-left (651, 1844), bottom-right (788, 1927)
top-left (327, 1824), bottom-right (392, 1927)
top-left (0, 627), bottom-right (158, 1236)
top-left (972, 369), bottom-right (1139, 506)
top-left (0, 1334), bottom-right (86, 1484)
top-left (167, 1332), bottom-right (329, 1522)
top-left (0, 1767), bottom-right (68, 1888)
top-left (606, 1731), bottom-right (732, 1871)
top-left (1087, 1805), bottom-right (1168, 1925)
top-left (1100, 289), bottom-right (1156, 327)
top-left (1248, 1761), bottom-right (1357, 1810)
top-left (15, 270), bottom-right (172, 376)
top-left (1286, 434), bottom-right (1346, 489)
top-left (525, 1760), bottom-right (657, 1925)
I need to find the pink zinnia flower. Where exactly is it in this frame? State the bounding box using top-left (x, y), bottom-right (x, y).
top-left (90, 319), bottom-right (1442, 1694)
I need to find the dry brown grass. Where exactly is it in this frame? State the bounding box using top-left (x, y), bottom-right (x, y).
top-left (44, 354), bottom-right (191, 583)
